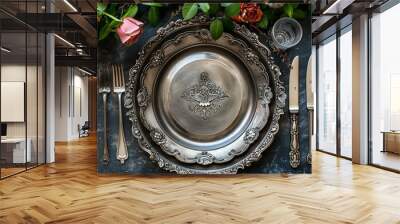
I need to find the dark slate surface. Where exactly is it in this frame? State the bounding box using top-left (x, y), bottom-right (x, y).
top-left (97, 5), bottom-right (312, 174)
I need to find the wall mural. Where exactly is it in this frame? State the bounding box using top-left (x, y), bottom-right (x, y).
top-left (97, 3), bottom-right (312, 174)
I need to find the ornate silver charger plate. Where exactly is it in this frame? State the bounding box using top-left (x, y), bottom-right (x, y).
top-left (125, 16), bottom-right (286, 174)
top-left (138, 29), bottom-right (271, 165)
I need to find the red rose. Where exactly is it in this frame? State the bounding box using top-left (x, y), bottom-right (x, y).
top-left (116, 17), bottom-right (144, 45)
top-left (232, 3), bottom-right (264, 24)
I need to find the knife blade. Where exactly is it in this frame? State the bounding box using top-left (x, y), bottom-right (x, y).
top-left (306, 56), bottom-right (314, 110)
top-left (289, 56), bottom-right (300, 168)
top-left (306, 55), bottom-right (314, 165)
top-left (289, 56), bottom-right (300, 113)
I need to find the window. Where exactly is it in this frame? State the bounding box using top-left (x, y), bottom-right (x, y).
top-left (317, 36), bottom-right (337, 154)
top-left (0, 0), bottom-right (47, 179)
top-left (370, 3), bottom-right (400, 171)
top-left (339, 28), bottom-right (352, 158)
top-left (316, 26), bottom-right (353, 159)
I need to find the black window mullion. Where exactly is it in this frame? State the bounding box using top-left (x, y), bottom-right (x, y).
top-left (367, 11), bottom-right (373, 165)
top-left (25, 0), bottom-right (28, 171)
top-left (316, 44), bottom-right (320, 151)
top-left (36, 0), bottom-right (39, 168)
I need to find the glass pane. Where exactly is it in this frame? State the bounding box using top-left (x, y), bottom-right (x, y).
top-left (38, 32), bottom-right (45, 165)
top-left (1, 30), bottom-right (27, 177)
top-left (317, 37), bottom-right (337, 154)
top-left (371, 4), bottom-right (400, 171)
top-left (340, 29), bottom-right (352, 158)
top-left (27, 31), bottom-right (38, 169)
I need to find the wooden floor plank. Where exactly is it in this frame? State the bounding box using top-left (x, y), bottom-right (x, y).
top-left (0, 135), bottom-right (400, 224)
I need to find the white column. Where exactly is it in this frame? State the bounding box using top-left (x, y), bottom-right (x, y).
top-left (352, 14), bottom-right (369, 164)
top-left (46, 32), bottom-right (55, 163)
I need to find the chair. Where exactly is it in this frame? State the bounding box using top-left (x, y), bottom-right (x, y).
top-left (79, 121), bottom-right (90, 138)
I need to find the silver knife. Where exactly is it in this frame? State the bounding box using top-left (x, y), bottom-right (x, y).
top-left (289, 56), bottom-right (300, 168)
top-left (306, 55), bottom-right (314, 165)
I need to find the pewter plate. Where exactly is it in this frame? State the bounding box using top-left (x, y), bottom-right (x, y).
top-left (137, 29), bottom-right (271, 165)
top-left (125, 16), bottom-right (286, 174)
top-left (157, 46), bottom-right (254, 148)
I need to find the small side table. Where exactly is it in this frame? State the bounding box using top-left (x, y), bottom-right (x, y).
top-left (382, 131), bottom-right (400, 154)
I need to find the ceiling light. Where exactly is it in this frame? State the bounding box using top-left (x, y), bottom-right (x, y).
top-left (323, 0), bottom-right (343, 14)
top-left (1, 47), bottom-right (11, 53)
top-left (63, 0), bottom-right (78, 12)
top-left (54, 34), bottom-right (75, 48)
top-left (78, 67), bottom-right (93, 76)
top-left (322, 0), bottom-right (354, 15)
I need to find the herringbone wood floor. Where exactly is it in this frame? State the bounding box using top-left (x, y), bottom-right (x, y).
top-left (1, 136), bottom-right (400, 224)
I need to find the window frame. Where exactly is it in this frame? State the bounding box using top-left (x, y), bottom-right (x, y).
top-left (315, 24), bottom-right (353, 160)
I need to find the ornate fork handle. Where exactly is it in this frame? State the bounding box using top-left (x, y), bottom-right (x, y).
top-left (117, 92), bottom-right (128, 164)
top-left (289, 113), bottom-right (300, 168)
top-left (102, 92), bottom-right (110, 164)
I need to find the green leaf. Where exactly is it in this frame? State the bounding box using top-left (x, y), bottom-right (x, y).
top-left (265, 9), bottom-right (273, 21)
top-left (122, 5), bottom-right (138, 18)
top-left (210, 19), bottom-right (223, 40)
top-left (257, 15), bottom-right (269, 29)
top-left (222, 16), bottom-right (234, 32)
top-left (283, 4), bottom-right (295, 18)
top-left (99, 22), bottom-right (112, 40)
top-left (97, 2), bottom-right (107, 17)
top-left (209, 3), bottom-right (220, 15)
top-left (182, 3), bottom-right (199, 20)
top-left (142, 3), bottom-right (163, 7)
top-left (224, 3), bottom-right (240, 17)
top-left (199, 3), bottom-right (210, 13)
top-left (107, 4), bottom-right (117, 17)
top-left (148, 6), bottom-right (160, 26)
top-left (260, 4), bottom-right (268, 10)
top-left (266, 9), bottom-right (279, 22)
top-left (293, 8), bottom-right (306, 19)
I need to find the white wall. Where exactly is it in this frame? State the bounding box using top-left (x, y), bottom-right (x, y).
top-left (55, 66), bottom-right (68, 141)
top-left (72, 72), bottom-right (89, 138)
top-left (54, 66), bottom-right (89, 141)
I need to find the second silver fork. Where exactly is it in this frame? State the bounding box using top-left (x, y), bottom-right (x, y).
top-left (112, 64), bottom-right (128, 164)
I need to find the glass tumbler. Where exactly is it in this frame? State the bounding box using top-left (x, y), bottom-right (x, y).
top-left (272, 17), bottom-right (303, 50)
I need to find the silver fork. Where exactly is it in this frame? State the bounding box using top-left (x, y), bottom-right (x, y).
top-left (112, 64), bottom-right (128, 164)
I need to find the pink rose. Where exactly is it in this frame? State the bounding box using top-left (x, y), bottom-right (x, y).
top-left (116, 17), bottom-right (144, 45)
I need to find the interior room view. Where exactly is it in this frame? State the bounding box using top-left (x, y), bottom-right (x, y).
top-left (0, 0), bottom-right (399, 223)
